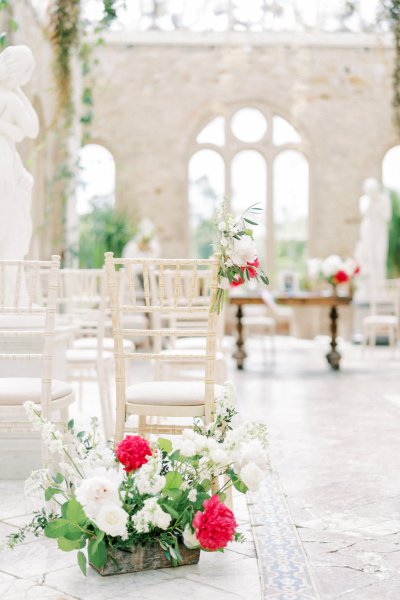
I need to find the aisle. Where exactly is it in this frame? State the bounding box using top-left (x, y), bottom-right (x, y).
top-left (235, 337), bottom-right (400, 600)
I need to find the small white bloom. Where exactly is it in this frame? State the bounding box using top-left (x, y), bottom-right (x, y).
top-left (209, 447), bottom-right (230, 467)
top-left (41, 422), bottom-right (65, 454)
top-left (180, 481), bottom-right (190, 491)
top-left (230, 236), bottom-right (258, 267)
top-left (240, 462), bottom-right (264, 491)
top-left (132, 498), bottom-right (171, 533)
top-left (24, 468), bottom-right (49, 497)
top-left (188, 489), bottom-right (197, 502)
top-left (182, 524), bottom-right (200, 549)
top-left (94, 503), bottom-right (129, 538)
top-left (135, 456), bottom-right (166, 495)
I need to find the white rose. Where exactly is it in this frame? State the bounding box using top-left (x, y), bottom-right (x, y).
top-left (179, 440), bottom-right (197, 457)
top-left (240, 462), bottom-right (264, 492)
top-left (75, 475), bottom-right (121, 520)
top-left (182, 524), bottom-right (200, 549)
top-left (230, 236), bottom-right (258, 267)
top-left (209, 447), bottom-right (230, 467)
top-left (94, 503), bottom-right (129, 538)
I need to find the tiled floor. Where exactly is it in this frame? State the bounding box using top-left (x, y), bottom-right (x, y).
top-left (2, 335), bottom-right (400, 599)
top-left (234, 336), bottom-right (400, 600)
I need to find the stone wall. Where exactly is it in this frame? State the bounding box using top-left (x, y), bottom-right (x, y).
top-left (88, 35), bottom-right (397, 261)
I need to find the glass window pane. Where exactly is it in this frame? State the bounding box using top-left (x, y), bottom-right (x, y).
top-left (196, 117), bottom-right (225, 146)
top-left (231, 108), bottom-right (267, 143)
top-left (383, 146), bottom-right (400, 192)
top-left (77, 144), bottom-right (115, 215)
top-left (274, 150), bottom-right (309, 278)
top-left (273, 116), bottom-right (301, 145)
top-left (188, 149), bottom-right (225, 257)
top-left (231, 150), bottom-right (267, 263)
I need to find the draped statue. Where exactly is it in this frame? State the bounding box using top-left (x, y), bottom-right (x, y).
top-left (0, 45), bottom-right (39, 261)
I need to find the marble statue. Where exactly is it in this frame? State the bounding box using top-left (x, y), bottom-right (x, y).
top-left (354, 178), bottom-right (391, 283)
top-left (0, 45), bottom-right (39, 261)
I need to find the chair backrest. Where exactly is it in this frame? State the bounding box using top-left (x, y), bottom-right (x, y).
top-left (369, 279), bottom-right (400, 319)
top-left (105, 254), bottom-right (219, 423)
top-left (0, 256), bottom-right (61, 417)
top-left (59, 268), bottom-right (106, 349)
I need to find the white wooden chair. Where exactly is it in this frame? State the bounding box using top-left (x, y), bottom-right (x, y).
top-left (362, 279), bottom-right (400, 352)
top-left (151, 268), bottom-right (227, 382)
top-left (60, 268), bottom-right (116, 439)
top-left (105, 253), bottom-right (223, 442)
top-left (0, 256), bottom-right (74, 443)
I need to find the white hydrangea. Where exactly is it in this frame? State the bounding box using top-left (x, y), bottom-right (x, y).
top-left (132, 498), bottom-right (171, 533)
top-left (182, 524), bottom-right (200, 549)
top-left (75, 471), bottom-right (122, 521)
top-left (94, 503), bottom-right (129, 538)
top-left (59, 462), bottom-right (81, 486)
top-left (81, 445), bottom-right (116, 471)
top-left (134, 456), bottom-right (166, 496)
top-left (209, 446), bottom-right (231, 467)
top-left (240, 462), bottom-right (264, 492)
top-left (24, 468), bottom-right (50, 497)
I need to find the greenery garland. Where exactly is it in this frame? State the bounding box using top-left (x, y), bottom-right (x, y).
top-left (0, 0), bottom-right (18, 49)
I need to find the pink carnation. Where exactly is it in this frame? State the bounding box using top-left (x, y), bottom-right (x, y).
top-left (116, 435), bottom-right (152, 473)
top-left (192, 495), bottom-right (237, 551)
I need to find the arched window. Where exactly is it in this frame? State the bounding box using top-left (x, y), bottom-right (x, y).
top-left (189, 107), bottom-right (309, 282)
top-left (382, 146), bottom-right (400, 192)
top-left (77, 144), bottom-right (116, 215)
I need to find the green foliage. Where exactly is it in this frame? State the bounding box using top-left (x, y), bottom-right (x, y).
top-left (0, 0), bottom-right (17, 49)
top-left (76, 202), bottom-right (136, 268)
top-left (191, 218), bottom-right (216, 258)
top-left (381, 1), bottom-right (400, 132)
top-left (387, 189), bottom-right (400, 276)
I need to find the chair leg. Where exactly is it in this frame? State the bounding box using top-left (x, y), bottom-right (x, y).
top-left (138, 415), bottom-right (147, 435)
top-left (97, 364), bottom-right (113, 441)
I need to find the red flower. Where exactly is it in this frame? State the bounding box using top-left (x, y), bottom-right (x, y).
top-left (333, 270), bottom-right (349, 284)
top-left (354, 265), bottom-right (361, 275)
top-left (116, 435), bottom-right (152, 473)
top-left (230, 258), bottom-right (260, 288)
top-left (192, 495), bottom-right (237, 551)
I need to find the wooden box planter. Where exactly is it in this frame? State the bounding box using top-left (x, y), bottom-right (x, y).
top-left (91, 543), bottom-right (200, 576)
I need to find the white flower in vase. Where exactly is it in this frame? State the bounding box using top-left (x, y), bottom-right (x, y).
top-left (322, 255), bottom-right (343, 278)
top-left (231, 235), bottom-right (258, 267)
top-left (94, 503), bottom-right (129, 538)
top-left (132, 498), bottom-right (171, 533)
top-left (135, 456), bottom-right (166, 495)
top-left (182, 524), bottom-right (200, 549)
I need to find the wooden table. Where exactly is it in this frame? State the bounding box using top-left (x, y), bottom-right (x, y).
top-left (230, 292), bottom-right (352, 371)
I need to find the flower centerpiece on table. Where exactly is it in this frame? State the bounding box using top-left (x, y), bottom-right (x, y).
top-left (320, 255), bottom-right (360, 294)
top-left (212, 199), bottom-right (269, 314)
top-left (6, 384), bottom-right (269, 577)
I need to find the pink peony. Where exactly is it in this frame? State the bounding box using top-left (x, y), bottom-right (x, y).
top-left (116, 435), bottom-right (152, 473)
top-left (192, 495), bottom-right (237, 551)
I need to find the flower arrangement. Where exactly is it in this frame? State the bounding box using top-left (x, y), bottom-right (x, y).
top-left (211, 199), bottom-right (269, 314)
top-left (308, 255), bottom-right (360, 291)
top-left (6, 384), bottom-right (268, 577)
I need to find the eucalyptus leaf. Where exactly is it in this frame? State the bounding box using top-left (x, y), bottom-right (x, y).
top-left (77, 550), bottom-right (87, 576)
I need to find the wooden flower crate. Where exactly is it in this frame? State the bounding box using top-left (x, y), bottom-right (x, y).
top-left (91, 543), bottom-right (200, 576)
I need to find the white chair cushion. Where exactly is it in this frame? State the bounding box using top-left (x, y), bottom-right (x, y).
top-left (126, 381), bottom-right (224, 406)
top-left (0, 378), bottom-right (73, 405)
top-left (174, 337), bottom-right (206, 350)
top-left (66, 349), bottom-right (113, 363)
top-left (73, 337), bottom-right (134, 352)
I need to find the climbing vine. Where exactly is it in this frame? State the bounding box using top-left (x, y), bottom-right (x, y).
top-left (381, 1), bottom-right (400, 134)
